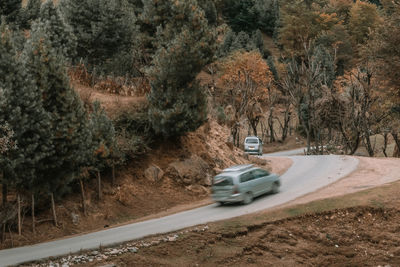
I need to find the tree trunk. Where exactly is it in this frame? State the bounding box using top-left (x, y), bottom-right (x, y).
top-left (281, 110), bottom-right (291, 142)
top-left (112, 164), bottom-right (116, 186)
top-left (363, 130), bottom-right (374, 157)
top-left (268, 111), bottom-right (275, 143)
top-left (349, 133), bottom-right (360, 155)
top-left (50, 193), bottom-right (58, 227)
top-left (80, 179), bottom-right (87, 216)
top-left (17, 194), bottom-right (21, 236)
top-left (392, 133), bottom-right (400, 157)
top-left (1, 223), bottom-right (5, 243)
top-left (2, 182), bottom-right (7, 207)
top-left (382, 132), bottom-right (388, 157)
top-left (32, 194), bottom-right (35, 235)
top-left (97, 171), bottom-right (102, 201)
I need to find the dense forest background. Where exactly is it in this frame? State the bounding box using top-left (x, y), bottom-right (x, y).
top-left (0, 0), bottom-right (399, 238)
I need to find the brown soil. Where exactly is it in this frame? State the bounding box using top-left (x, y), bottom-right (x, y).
top-left (74, 206), bottom-right (400, 267)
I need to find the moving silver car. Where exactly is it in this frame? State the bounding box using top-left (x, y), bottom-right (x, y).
top-left (211, 164), bottom-right (281, 205)
top-left (244, 136), bottom-right (263, 155)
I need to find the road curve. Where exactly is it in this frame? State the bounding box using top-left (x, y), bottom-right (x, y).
top-left (0, 155), bottom-right (358, 266)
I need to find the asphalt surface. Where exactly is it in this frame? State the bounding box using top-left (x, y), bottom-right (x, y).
top-left (0, 152), bottom-right (359, 266)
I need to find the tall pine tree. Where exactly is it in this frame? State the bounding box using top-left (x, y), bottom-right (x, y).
top-left (144, 0), bottom-right (216, 138)
top-left (23, 22), bottom-right (92, 195)
top-left (37, 0), bottom-right (77, 61)
top-left (59, 0), bottom-right (136, 71)
top-left (0, 22), bottom-right (53, 195)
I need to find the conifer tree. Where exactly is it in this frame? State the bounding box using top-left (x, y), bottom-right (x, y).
top-left (20, 0), bottom-right (41, 29)
top-left (37, 0), bottom-right (77, 61)
top-left (144, 0), bottom-right (216, 138)
top-left (0, 0), bottom-right (21, 24)
top-left (23, 22), bottom-right (92, 195)
top-left (89, 101), bottom-right (116, 199)
top-left (0, 22), bottom-right (53, 194)
top-left (59, 0), bottom-right (136, 70)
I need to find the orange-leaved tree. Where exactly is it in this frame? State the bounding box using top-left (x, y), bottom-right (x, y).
top-left (218, 50), bottom-right (275, 146)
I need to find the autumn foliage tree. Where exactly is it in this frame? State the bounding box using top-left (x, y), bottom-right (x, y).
top-left (219, 50), bottom-right (274, 145)
top-left (361, 1), bottom-right (400, 156)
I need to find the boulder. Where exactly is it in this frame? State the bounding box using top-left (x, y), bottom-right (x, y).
top-left (166, 155), bottom-right (210, 185)
top-left (144, 165), bottom-right (164, 183)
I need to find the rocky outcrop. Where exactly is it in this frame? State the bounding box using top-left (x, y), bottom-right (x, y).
top-left (166, 155), bottom-right (211, 185)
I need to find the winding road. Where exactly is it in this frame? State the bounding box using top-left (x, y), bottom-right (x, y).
top-left (0, 152), bottom-right (359, 266)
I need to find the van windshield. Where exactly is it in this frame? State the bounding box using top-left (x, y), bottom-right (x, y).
top-left (245, 138), bottom-right (259, 144)
top-left (213, 176), bottom-right (233, 186)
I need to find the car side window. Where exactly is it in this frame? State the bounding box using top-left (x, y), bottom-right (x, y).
top-left (240, 172), bottom-right (253, 183)
top-left (252, 169), bottom-right (270, 179)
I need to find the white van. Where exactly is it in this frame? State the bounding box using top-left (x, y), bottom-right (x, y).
top-left (244, 136), bottom-right (263, 155)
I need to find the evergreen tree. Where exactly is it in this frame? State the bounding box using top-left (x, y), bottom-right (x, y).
top-left (219, 29), bottom-right (236, 56)
top-left (218, 29), bottom-right (265, 57)
top-left (20, 0), bottom-right (41, 29)
top-left (144, 0), bottom-right (216, 138)
top-left (252, 0), bottom-right (279, 35)
top-left (198, 0), bottom-right (218, 25)
top-left (37, 0), bottom-right (77, 61)
top-left (0, 22), bottom-right (53, 194)
top-left (231, 31), bottom-right (252, 51)
top-left (223, 0), bottom-right (257, 33)
top-left (89, 101), bottom-right (116, 173)
top-left (59, 0), bottom-right (136, 72)
top-left (0, 0), bottom-right (21, 24)
top-left (23, 22), bottom-right (92, 195)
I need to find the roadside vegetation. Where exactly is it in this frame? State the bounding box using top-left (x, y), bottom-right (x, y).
top-left (0, 0), bottom-right (399, 251)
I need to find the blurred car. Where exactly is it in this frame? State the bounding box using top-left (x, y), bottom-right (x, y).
top-left (211, 164), bottom-right (280, 205)
top-left (244, 136), bottom-right (263, 155)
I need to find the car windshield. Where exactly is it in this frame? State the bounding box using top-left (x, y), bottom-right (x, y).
top-left (213, 176), bottom-right (233, 186)
top-left (245, 138), bottom-right (259, 144)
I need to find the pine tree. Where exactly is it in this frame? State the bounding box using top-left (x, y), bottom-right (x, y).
top-left (0, 0), bottom-right (21, 24)
top-left (223, 0), bottom-right (257, 33)
top-left (23, 22), bottom-right (92, 195)
top-left (20, 0), bottom-right (41, 29)
top-left (252, 0), bottom-right (279, 35)
top-left (231, 31), bottom-right (251, 51)
top-left (89, 101), bottom-right (116, 173)
top-left (0, 22), bottom-right (53, 194)
top-left (59, 0), bottom-right (136, 70)
top-left (89, 101), bottom-right (116, 199)
top-left (37, 0), bottom-right (77, 61)
top-left (144, 0), bottom-right (216, 138)
top-left (198, 0), bottom-right (218, 25)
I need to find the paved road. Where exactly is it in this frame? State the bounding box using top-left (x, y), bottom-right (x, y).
top-left (0, 154), bottom-right (359, 266)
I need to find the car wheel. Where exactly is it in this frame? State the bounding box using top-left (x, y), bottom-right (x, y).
top-left (218, 201), bottom-right (225, 206)
top-left (271, 182), bottom-right (280, 194)
top-left (242, 192), bottom-right (253, 205)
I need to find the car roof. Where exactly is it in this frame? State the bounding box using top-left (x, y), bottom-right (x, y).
top-left (245, 136), bottom-right (259, 139)
top-left (222, 164), bottom-right (254, 172)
